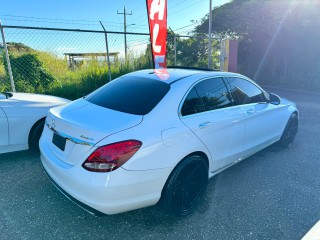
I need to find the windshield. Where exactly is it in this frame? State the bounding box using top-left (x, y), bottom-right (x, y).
top-left (85, 76), bottom-right (170, 115)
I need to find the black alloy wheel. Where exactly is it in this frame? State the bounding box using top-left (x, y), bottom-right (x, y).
top-left (161, 155), bottom-right (208, 216)
top-left (278, 113), bottom-right (298, 148)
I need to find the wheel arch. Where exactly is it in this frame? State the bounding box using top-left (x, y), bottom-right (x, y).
top-left (283, 110), bottom-right (299, 131)
top-left (181, 151), bottom-right (210, 168)
top-left (161, 150), bottom-right (210, 194)
top-left (28, 117), bottom-right (46, 147)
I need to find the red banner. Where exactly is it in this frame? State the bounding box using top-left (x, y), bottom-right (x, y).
top-left (146, 0), bottom-right (169, 80)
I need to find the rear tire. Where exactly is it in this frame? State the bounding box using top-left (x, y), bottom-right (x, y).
top-left (277, 113), bottom-right (298, 148)
top-left (29, 119), bottom-right (45, 151)
top-left (161, 155), bottom-right (208, 216)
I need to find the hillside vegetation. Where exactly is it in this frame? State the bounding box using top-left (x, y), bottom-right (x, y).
top-left (195, 0), bottom-right (320, 90)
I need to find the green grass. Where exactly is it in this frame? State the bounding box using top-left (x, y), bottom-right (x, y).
top-left (48, 63), bottom-right (136, 99)
top-left (0, 61), bottom-right (9, 92)
top-left (0, 49), bottom-right (152, 99)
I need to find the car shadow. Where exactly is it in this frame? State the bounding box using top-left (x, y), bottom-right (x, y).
top-left (0, 150), bottom-right (39, 161)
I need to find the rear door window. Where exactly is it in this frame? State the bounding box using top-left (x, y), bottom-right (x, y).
top-left (181, 88), bottom-right (205, 116)
top-left (181, 77), bottom-right (233, 116)
top-left (86, 76), bottom-right (170, 115)
top-left (195, 77), bottom-right (234, 112)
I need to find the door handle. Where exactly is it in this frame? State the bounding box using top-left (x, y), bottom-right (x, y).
top-left (246, 109), bottom-right (255, 114)
top-left (199, 122), bottom-right (212, 129)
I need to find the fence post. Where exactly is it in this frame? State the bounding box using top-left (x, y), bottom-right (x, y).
top-left (99, 21), bottom-right (112, 82)
top-left (208, 0), bottom-right (213, 69)
top-left (208, 35), bottom-right (212, 69)
top-left (220, 39), bottom-right (226, 71)
top-left (174, 35), bottom-right (177, 66)
top-left (0, 21), bottom-right (16, 92)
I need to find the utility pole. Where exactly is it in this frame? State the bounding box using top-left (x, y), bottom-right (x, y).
top-left (208, 0), bottom-right (213, 69)
top-left (117, 6), bottom-right (132, 61)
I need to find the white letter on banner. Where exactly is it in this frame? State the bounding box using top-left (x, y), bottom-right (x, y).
top-left (153, 24), bottom-right (161, 53)
top-left (150, 0), bottom-right (165, 20)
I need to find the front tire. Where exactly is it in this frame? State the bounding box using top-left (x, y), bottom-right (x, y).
top-left (277, 113), bottom-right (298, 148)
top-left (161, 155), bottom-right (208, 216)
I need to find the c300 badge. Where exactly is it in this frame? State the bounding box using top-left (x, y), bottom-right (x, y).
top-left (80, 135), bottom-right (94, 142)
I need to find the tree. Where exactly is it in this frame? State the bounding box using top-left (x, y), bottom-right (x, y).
top-left (194, 0), bottom-right (320, 90)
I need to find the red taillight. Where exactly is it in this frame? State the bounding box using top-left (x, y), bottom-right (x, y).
top-left (82, 140), bottom-right (142, 172)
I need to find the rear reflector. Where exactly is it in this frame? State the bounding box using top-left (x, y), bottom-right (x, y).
top-left (82, 140), bottom-right (142, 172)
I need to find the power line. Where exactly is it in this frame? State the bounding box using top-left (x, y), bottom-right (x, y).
top-left (134, 0), bottom-right (191, 22)
top-left (173, 22), bottom-right (199, 31)
top-left (176, 30), bottom-right (194, 35)
top-left (0, 14), bottom-right (123, 25)
top-left (117, 6), bottom-right (133, 60)
top-left (0, 18), bottom-right (100, 26)
top-left (133, 0), bottom-right (187, 23)
top-left (168, 0), bottom-right (188, 11)
top-left (132, 2), bottom-right (145, 11)
top-left (134, 0), bottom-right (204, 25)
top-left (134, 17), bottom-right (148, 25)
top-left (1, 18), bottom-right (148, 32)
top-left (1, 1), bottom-right (203, 31)
top-left (131, 10), bottom-right (147, 23)
top-left (169, 0), bottom-right (204, 15)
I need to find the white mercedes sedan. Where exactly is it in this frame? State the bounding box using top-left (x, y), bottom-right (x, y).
top-left (40, 68), bottom-right (298, 216)
top-left (0, 92), bottom-right (69, 154)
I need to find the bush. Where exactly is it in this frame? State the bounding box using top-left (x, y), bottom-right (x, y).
top-left (2, 53), bottom-right (55, 92)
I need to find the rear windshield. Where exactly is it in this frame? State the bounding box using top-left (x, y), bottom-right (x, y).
top-left (85, 76), bottom-right (170, 115)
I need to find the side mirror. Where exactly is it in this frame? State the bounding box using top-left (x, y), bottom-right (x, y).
top-left (269, 93), bottom-right (281, 105)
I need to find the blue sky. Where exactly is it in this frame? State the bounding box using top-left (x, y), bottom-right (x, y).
top-left (0, 0), bottom-right (230, 34)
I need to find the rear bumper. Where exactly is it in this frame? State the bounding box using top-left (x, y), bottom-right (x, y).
top-left (40, 136), bottom-right (172, 215)
top-left (43, 166), bottom-right (104, 216)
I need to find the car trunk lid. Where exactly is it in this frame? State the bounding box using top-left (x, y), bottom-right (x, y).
top-left (43, 99), bottom-right (143, 165)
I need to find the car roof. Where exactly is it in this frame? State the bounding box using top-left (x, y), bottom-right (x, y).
top-left (124, 68), bottom-right (242, 84)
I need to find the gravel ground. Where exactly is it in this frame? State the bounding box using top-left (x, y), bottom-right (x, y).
top-left (0, 87), bottom-right (319, 240)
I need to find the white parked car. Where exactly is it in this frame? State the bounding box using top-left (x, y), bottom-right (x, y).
top-left (40, 68), bottom-right (298, 216)
top-left (0, 92), bottom-right (69, 154)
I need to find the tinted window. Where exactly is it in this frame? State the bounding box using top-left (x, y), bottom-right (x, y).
top-left (195, 78), bottom-right (233, 112)
top-left (181, 88), bottom-right (205, 116)
top-left (181, 78), bottom-right (233, 116)
top-left (227, 78), bottom-right (266, 105)
top-left (86, 76), bottom-right (170, 115)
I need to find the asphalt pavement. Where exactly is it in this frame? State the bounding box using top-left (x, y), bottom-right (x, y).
top-left (1, 87), bottom-right (320, 240)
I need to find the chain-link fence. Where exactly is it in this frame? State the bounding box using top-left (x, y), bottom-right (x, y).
top-left (0, 25), bottom-right (221, 99)
top-left (167, 34), bottom-right (221, 69)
